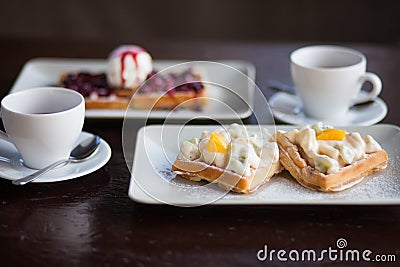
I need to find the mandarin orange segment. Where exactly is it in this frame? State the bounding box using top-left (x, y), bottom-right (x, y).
top-left (206, 132), bottom-right (228, 153)
top-left (316, 128), bottom-right (346, 141)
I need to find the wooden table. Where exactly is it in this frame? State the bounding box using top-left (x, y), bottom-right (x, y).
top-left (0, 39), bottom-right (399, 266)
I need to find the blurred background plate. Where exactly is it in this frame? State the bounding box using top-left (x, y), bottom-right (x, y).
top-left (10, 58), bottom-right (256, 119)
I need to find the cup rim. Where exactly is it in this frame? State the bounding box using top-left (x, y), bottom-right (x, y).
top-left (1, 87), bottom-right (84, 117)
top-left (290, 45), bottom-right (366, 71)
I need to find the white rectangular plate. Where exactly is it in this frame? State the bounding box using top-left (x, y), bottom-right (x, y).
top-left (129, 124), bottom-right (400, 205)
top-left (10, 58), bottom-right (255, 119)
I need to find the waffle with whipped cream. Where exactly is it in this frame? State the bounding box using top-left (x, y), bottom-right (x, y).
top-left (276, 123), bottom-right (388, 192)
top-left (172, 124), bottom-right (282, 193)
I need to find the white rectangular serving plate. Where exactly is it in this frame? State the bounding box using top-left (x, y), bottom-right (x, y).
top-left (128, 124), bottom-right (400, 205)
top-left (10, 58), bottom-right (255, 119)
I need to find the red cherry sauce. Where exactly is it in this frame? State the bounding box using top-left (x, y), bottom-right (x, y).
top-left (120, 50), bottom-right (141, 87)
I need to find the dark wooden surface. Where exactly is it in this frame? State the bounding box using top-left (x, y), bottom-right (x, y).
top-left (0, 39), bottom-right (399, 266)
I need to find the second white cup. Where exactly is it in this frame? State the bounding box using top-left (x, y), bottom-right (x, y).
top-left (0, 87), bottom-right (85, 169)
top-left (290, 45), bottom-right (382, 119)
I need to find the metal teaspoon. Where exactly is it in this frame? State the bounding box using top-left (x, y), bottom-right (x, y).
top-left (12, 135), bottom-right (101, 185)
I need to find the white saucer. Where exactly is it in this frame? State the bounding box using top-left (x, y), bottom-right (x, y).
top-left (269, 92), bottom-right (387, 126)
top-left (0, 132), bottom-right (111, 183)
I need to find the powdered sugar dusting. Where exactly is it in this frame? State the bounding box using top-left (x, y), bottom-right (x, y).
top-left (154, 155), bottom-right (400, 204)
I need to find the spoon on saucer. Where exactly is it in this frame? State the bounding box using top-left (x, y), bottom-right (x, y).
top-left (267, 80), bottom-right (376, 110)
top-left (12, 135), bottom-right (101, 185)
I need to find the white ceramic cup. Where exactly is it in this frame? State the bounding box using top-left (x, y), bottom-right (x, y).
top-left (0, 87), bottom-right (85, 169)
top-left (290, 45), bottom-right (382, 119)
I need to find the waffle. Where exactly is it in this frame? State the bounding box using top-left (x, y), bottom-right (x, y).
top-left (172, 124), bottom-right (282, 193)
top-left (172, 157), bottom-right (281, 193)
top-left (276, 131), bottom-right (388, 192)
top-left (60, 70), bottom-right (207, 110)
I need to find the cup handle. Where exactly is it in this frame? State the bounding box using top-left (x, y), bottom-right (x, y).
top-left (0, 115), bottom-right (11, 142)
top-left (0, 130), bottom-right (10, 142)
top-left (353, 72), bottom-right (382, 104)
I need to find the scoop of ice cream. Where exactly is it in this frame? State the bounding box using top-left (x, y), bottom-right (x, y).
top-left (107, 45), bottom-right (153, 89)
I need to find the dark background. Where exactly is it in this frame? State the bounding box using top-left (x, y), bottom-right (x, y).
top-left (1, 0), bottom-right (399, 45)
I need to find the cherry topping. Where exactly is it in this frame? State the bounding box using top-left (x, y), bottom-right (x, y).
top-left (140, 69), bottom-right (204, 94)
top-left (61, 73), bottom-right (116, 97)
top-left (61, 69), bottom-right (204, 99)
